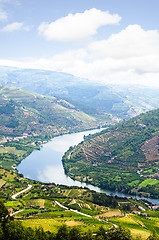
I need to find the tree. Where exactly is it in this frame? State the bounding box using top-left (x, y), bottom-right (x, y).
top-left (95, 226), bottom-right (107, 240)
top-left (0, 199), bottom-right (10, 228)
top-left (56, 224), bottom-right (69, 240)
top-left (69, 227), bottom-right (81, 240)
top-left (107, 226), bottom-right (132, 240)
top-left (147, 230), bottom-right (159, 240)
top-left (82, 230), bottom-right (94, 240)
top-left (35, 226), bottom-right (47, 240)
top-left (4, 221), bottom-right (25, 240)
top-left (0, 224), bottom-right (4, 240)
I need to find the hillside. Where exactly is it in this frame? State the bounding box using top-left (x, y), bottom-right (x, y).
top-left (0, 86), bottom-right (101, 138)
top-left (62, 108), bottom-right (159, 199)
top-left (0, 168), bottom-right (159, 239)
top-left (0, 85), bottom-right (158, 239)
top-left (1, 66), bottom-right (159, 121)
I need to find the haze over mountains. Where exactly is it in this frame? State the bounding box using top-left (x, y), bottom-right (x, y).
top-left (0, 66), bottom-right (159, 123)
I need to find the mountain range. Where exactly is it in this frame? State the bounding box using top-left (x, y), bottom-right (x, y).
top-left (0, 66), bottom-right (159, 122)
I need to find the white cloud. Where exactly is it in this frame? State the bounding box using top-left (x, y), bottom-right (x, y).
top-left (1, 22), bottom-right (30, 32)
top-left (36, 24), bottom-right (159, 88)
top-left (88, 25), bottom-right (159, 59)
top-left (1, 24), bottom-right (159, 88)
top-left (38, 8), bottom-right (121, 42)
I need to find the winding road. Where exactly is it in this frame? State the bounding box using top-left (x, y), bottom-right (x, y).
top-left (55, 200), bottom-right (118, 228)
top-left (11, 184), bottom-right (32, 200)
top-left (10, 185), bottom-right (118, 228)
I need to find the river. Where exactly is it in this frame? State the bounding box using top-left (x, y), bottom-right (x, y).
top-left (17, 129), bottom-right (159, 205)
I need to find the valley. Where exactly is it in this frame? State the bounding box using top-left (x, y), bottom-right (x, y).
top-left (0, 68), bottom-right (158, 239)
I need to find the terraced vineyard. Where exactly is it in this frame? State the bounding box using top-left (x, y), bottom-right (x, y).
top-left (62, 108), bottom-right (159, 198)
top-left (0, 86), bottom-right (102, 138)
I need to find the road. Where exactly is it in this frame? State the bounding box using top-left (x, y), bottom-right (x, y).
top-left (55, 200), bottom-right (118, 227)
top-left (10, 209), bottom-right (24, 216)
top-left (55, 200), bottom-right (92, 218)
top-left (11, 184), bottom-right (32, 200)
top-left (10, 186), bottom-right (117, 228)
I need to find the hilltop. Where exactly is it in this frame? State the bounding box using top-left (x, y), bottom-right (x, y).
top-left (1, 66), bottom-right (159, 121)
top-left (62, 108), bottom-right (159, 199)
top-left (0, 86), bottom-right (101, 138)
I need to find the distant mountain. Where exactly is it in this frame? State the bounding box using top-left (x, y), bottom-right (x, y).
top-left (62, 108), bottom-right (159, 199)
top-left (110, 84), bottom-right (159, 115)
top-left (0, 66), bottom-right (159, 121)
top-left (0, 86), bottom-right (100, 137)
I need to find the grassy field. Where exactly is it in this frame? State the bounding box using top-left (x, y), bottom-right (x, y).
top-left (0, 146), bottom-right (24, 155)
top-left (21, 219), bottom-right (61, 233)
top-left (95, 209), bottom-right (123, 218)
top-left (110, 215), bottom-right (151, 239)
top-left (0, 179), bottom-right (6, 187)
top-left (5, 200), bottom-right (23, 209)
top-left (20, 210), bottom-right (111, 233)
top-left (139, 179), bottom-right (159, 187)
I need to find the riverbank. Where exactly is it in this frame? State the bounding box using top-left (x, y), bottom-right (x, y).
top-left (16, 129), bottom-right (159, 205)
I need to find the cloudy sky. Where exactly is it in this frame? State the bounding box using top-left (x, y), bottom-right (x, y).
top-left (0, 0), bottom-right (159, 87)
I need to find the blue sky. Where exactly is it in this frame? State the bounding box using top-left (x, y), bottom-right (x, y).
top-left (0, 0), bottom-right (159, 87)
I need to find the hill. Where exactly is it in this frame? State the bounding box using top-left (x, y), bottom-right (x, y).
top-left (0, 66), bottom-right (159, 121)
top-left (0, 168), bottom-right (159, 239)
top-left (62, 108), bottom-right (159, 199)
top-left (0, 83), bottom-right (158, 238)
top-left (0, 86), bottom-right (100, 138)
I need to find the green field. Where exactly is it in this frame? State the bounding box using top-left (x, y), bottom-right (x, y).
top-left (139, 179), bottom-right (159, 187)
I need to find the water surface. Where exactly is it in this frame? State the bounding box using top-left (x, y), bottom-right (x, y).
top-left (17, 129), bottom-right (159, 205)
top-left (17, 129), bottom-right (102, 185)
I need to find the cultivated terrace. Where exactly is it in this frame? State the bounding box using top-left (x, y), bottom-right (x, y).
top-left (62, 108), bottom-right (159, 199)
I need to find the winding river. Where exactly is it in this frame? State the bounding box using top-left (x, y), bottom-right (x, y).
top-left (17, 129), bottom-right (159, 205)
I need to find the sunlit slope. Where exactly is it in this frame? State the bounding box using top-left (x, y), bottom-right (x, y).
top-left (62, 109), bottom-right (159, 198)
top-left (0, 86), bottom-right (99, 137)
top-left (1, 66), bottom-right (159, 121)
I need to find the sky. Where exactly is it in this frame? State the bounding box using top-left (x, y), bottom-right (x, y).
top-left (0, 0), bottom-right (159, 87)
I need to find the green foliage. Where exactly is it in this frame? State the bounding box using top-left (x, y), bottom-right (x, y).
top-left (107, 226), bottom-right (133, 240)
top-left (0, 199), bottom-right (10, 227)
top-left (147, 230), bottom-right (159, 240)
top-left (4, 221), bottom-right (26, 240)
top-left (92, 192), bottom-right (118, 208)
top-left (0, 86), bottom-right (99, 138)
top-left (0, 224), bottom-right (4, 240)
top-left (63, 108), bottom-right (159, 198)
top-left (55, 224), bottom-right (69, 240)
top-left (0, 196), bottom-right (159, 240)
